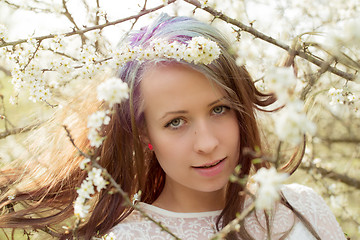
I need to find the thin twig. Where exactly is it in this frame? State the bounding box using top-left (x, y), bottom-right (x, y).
top-left (62, 125), bottom-right (91, 158)
top-left (2, 0), bottom-right (55, 14)
top-left (0, 0), bottom-right (177, 48)
top-left (0, 122), bottom-right (42, 139)
top-left (210, 202), bottom-right (255, 239)
top-left (300, 163), bottom-right (360, 189)
top-left (21, 39), bottom-right (42, 71)
top-left (61, 0), bottom-right (87, 45)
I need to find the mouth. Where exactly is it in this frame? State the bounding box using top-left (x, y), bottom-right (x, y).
top-left (192, 158), bottom-right (226, 169)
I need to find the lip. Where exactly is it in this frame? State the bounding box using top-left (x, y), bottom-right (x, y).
top-left (192, 158), bottom-right (226, 177)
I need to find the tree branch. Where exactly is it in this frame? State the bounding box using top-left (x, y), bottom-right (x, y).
top-left (300, 164), bottom-right (360, 189)
top-left (0, 0), bottom-right (176, 48)
top-left (0, 122), bottom-right (42, 139)
top-left (183, 0), bottom-right (357, 81)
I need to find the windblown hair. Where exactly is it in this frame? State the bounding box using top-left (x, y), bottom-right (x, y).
top-left (0, 14), bottom-right (305, 239)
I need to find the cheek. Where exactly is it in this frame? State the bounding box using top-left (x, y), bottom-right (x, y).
top-left (153, 134), bottom-right (190, 163)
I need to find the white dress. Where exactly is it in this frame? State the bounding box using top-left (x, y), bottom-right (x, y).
top-left (109, 184), bottom-right (346, 240)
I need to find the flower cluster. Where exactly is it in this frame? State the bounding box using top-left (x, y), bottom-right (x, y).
top-left (8, 38), bottom-right (54, 103)
top-left (74, 164), bottom-right (109, 219)
top-left (328, 87), bottom-right (357, 106)
top-left (97, 77), bottom-right (129, 107)
top-left (111, 36), bottom-right (221, 67)
top-left (263, 67), bottom-right (317, 144)
top-left (264, 66), bottom-right (297, 102)
top-left (327, 87), bottom-right (359, 117)
top-left (252, 167), bottom-right (289, 210)
top-left (275, 100), bottom-right (316, 145)
top-left (87, 77), bottom-right (129, 147)
top-left (87, 110), bottom-right (111, 147)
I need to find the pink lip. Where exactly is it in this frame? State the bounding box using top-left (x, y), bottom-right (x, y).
top-left (192, 158), bottom-right (226, 177)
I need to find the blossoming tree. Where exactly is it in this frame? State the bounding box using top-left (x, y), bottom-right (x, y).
top-left (0, 0), bottom-right (359, 239)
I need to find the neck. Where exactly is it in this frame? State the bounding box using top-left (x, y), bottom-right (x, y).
top-left (152, 179), bottom-right (226, 213)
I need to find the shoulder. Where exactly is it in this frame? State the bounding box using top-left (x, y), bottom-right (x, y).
top-left (281, 183), bottom-right (346, 240)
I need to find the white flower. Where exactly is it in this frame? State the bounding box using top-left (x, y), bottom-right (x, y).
top-left (347, 93), bottom-right (356, 103)
top-left (97, 77), bottom-right (129, 107)
top-left (80, 158), bottom-right (91, 170)
top-left (88, 128), bottom-right (104, 148)
top-left (264, 67), bottom-right (297, 101)
top-left (186, 36), bottom-right (221, 65)
top-left (9, 96), bottom-right (16, 105)
top-left (132, 190), bottom-right (142, 204)
top-left (74, 198), bottom-right (90, 218)
top-left (150, 38), bottom-right (168, 55)
top-left (87, 167), bottom-right (102, 181)
top-left (94, 177), bottom-right (108, 192)
top-left (274, 100), bottom-right (316, 145)
top-left (77, 180), bottom-right (95, 199)
top-left (87, 110), bottom-right (111, 129)
top-left (252, 167), bottom-right (289, 210)
top-left (199, 0), bottom-right (209, 8)
top-left (87, 167), bottom-right (108, 192)
top-left (8, 195), bottom-right (15, 200)
top-left (328, 88), bottom-right (345, 105)
top-left (255, 80), bottom-right (267, 92)
top-left (103, 232), bottom-right (116, 240)
top-left (0, 24), bottom-right (7, 40)
top-left (120, 37), bottom-right (220, 65)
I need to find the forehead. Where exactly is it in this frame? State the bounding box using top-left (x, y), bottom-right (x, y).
top-left (140, 64), bottom-right (224, 113)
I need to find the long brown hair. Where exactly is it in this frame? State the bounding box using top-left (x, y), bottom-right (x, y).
top-left (0, 14), bottom-right (304, 240)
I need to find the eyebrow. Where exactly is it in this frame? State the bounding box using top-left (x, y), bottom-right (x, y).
top-left (160, 97), bottom-right (226, 120)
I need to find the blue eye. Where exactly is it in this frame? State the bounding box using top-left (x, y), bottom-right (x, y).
top-left (165, 118), bottom-right (184, 129)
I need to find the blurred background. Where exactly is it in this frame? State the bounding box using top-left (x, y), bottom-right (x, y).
top-left (0, 0), bottom-right (359, 239)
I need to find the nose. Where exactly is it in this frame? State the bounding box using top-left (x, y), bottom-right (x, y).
top-left (193, 120), bottom-right (219, 154)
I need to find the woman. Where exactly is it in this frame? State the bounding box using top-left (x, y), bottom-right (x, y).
top-left (0, 14), bottom-right (345, 240)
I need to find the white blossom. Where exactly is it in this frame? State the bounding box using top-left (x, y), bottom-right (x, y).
top-left (88, 128), bottom-right (104, 148)
top-left (97, 77), bottom-right (129, 107)
top-left (328, 87), bottom-right (345, 105)
top-left (103, 232), bottom-right (116, 240)
top-left (51, 34), bottom-right (66, 51)
top-left (347, 93), bottom-right (356, 103)
top-left (264, 67), bottom-right (297, 101)
top-left (77, 179), bottom-right (95, 199)
top-left (199, 0), bottom-right (209, 8)
top-left (274, 100), bottom-right (316, 145)
top-left (7, 195), bottom-right (15, 200)
top-left (80, 158), bottom-right (91, 170)
top-left (87, 168), bottom-right (108, 192)
top-left (132, 190), bottom-right (142, 205)
top-left (87, 110), bottom-right (111, 129)
top-left (9, 96), bottom-right (16, 105)
top-left (74, 197), bottom-right (90, 219)
top-left (117, 37), bottom-right (220, 66)
top-left (252, 167), bottom-right (289, 210)
top-left (0, 24), bottom-right (7, 40)
top-left (186, 36), bottom-right (221, 65)
top-left (255, 80), bottom-right (267, 92)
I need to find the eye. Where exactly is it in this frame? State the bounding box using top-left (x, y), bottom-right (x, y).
top-left (165, 118), bottom-right (185, 129)
top-left (212, 105), bottom-right (230, 115)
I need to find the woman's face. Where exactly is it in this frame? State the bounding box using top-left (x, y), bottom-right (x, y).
top-left (141, 64), bottom-right (240, 198)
